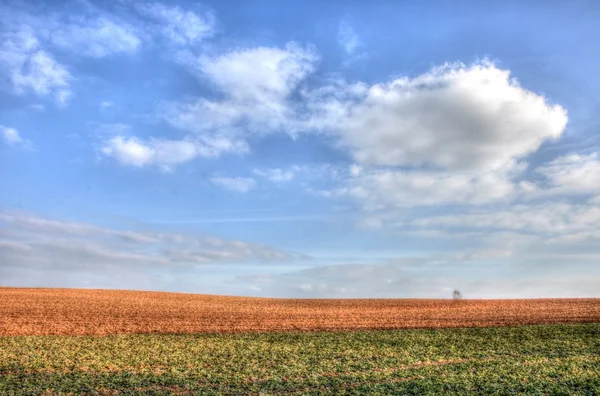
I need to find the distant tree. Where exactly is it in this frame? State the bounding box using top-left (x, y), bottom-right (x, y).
top-left (452, 289), bottom-right (463, 300)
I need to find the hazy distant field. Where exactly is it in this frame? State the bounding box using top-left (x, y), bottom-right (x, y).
top-left (1, 324), bottom-right (599, 394)
top-left (1, 288), bottom-right (599, 335)
top-left (1, 288), bottom-right (599, 394)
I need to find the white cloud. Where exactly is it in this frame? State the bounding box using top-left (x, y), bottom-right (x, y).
top-left (101, 136), bottom-right (155, 167)
top-left (349, 164), bottom-right (362, 177)
top-left (334, 61), bottom-right (567, 170)
top-left (210, 177), bottom-right (256, 193)
top-left (0, 211), bottom-right (302, 291)
top-left (534, 152), bottom-right (600, 195)
top-left (0, 21), bottom-right (73, 102)
top-left (0, 212), bottom-right (107, 237)
top-left (0, 27), bottom-right (38, 70)
top-left (334, 150), bottom-right (600, 211)
top-left (93, 39), bottom-right (573, 228)
top-left (140, 2), bottom-right (215, 45)
top-left (100, 135), bottom-right (248, 170)
top-left (155, 43), bottom-right (318, 165)
top-left (337, 21), bottom-right (363, 55)
top-left (167, 43), bottom-right (318, 135)
top-left (50, 18), bottom-right (141, 58)
top-left (411, 203), bottom-right (600, 234)
top-left (141, 139), bottom-right (199, 167)
top-left (0, 3), bottom-right (164, 104)
top-left (200, 43), bottom-right (317, 104)
top-left (327, 160), bottom-right (528, 208)
top-left (1, 126), bottom-right (23, 146)
top-left (253, 168), bottom-right (294, 182)
top-left (55, 89), bottom-right (73, 107)
top-left (165, 246), bottom-right (290, 263)
top-left (165, 57), bottom-right (565, 179)
top-left (13, 50), bottom-right (71, 94)
top-left (1, 32), bottom-right (72, 99)
top-left (0, 211), bottom-right (295, 272)
top-left (305, 61), bottom-right (571, 215)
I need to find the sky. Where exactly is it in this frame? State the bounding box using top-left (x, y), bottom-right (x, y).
top-left (1, 0), bottom-right (600, 298)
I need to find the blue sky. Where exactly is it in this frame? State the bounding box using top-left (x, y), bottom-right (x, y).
top-left (1, 0), bottom-right (599, 298)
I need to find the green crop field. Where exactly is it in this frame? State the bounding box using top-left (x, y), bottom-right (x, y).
top-left (1, 323), bottom-right (599, 395)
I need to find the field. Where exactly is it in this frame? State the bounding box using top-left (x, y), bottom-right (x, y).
top-left (1, 288), bottom-right (599, 335)
top-left (1, 288), bottom-right (599, 394)
top-left (1, 324), bottom-right (599, 394)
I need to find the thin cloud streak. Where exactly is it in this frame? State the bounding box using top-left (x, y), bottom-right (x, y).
top-left (148, 215), bottom-right (328, 224)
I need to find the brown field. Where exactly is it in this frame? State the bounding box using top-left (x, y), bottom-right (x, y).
top-left (1, 287), bottom-right (599, 336)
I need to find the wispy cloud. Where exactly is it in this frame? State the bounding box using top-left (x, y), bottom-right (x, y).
top-left (1, 126), bottom-right (23, 146)
top-left (337, 21), bottom-right (363, 55)
top-left (138, 2), bottom-right (215, 45)
top-left (0, 27), bottom-right (72, 103)
top-left (149, 215), bottom-right (323, 224)
top-left (0, 1), bottom-right (216, 106)
top-left (101, 136), bottom-right (197, 169)
top-left (55, 89), bottom-right (73, 107)
top-left (0, 211), bottom-right (296, 273)
top-left (210, 177), bottom-right (256, 193)
top-left (160, 43), bottom-right (318, 158)
top-left (411, 202), bottom-right (600, 235)
top-left (50, 17), bottom-right (141, 58)
top-left (100, 135), bottom-right (248, 170)
top-left (533, 153), bottom-right (600, 196)
top-left (1, 125), bottom-right (33, 150)
top-left (253, 168), bottom-right (295, 182)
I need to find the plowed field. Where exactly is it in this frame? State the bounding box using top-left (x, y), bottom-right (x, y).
top-left (1, 287), bottom-right (599, 336)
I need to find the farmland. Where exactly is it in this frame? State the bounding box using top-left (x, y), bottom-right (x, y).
top-left (1, 288), bottom-right (599, 394)
top-left (1, 324), bottom-right (599, 394)
top-left (1, 288), bottom-right (599, 335)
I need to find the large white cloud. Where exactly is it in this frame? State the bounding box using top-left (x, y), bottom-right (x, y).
top-left (310, 61), bottom-right (572, 212)
top-left (335, 61), bottom-right (567, 171)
